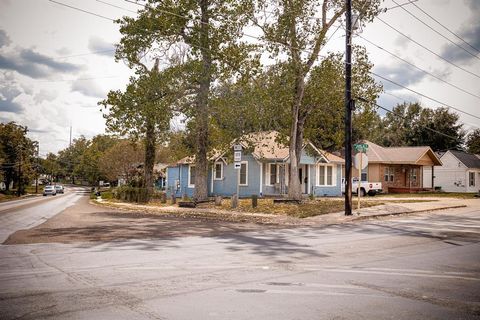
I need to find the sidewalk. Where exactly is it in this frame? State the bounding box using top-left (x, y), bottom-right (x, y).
top-left (307, 197), bottom-right (473, 225)
top-left (94, 197), bottom-right (475, 226)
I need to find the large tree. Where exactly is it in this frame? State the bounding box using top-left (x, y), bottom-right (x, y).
top-left (381, 102), bottom-right (465, 150)
top-left (99, 140), bottom-right (145, 183)
top-left (115, 0), bottom-right (257, 201)
top-left (466, 129), bottom-right (480, 154)
top-left (0, 122), bottom-right (36, 195)
top-left (100, 62), bottom-right (175, 196)
top-left (250, 0), bottom-right (381, 199)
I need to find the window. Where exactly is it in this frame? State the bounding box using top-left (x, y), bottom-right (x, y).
top-left (469, 172), bottom-right (475, 187)
top-left (411, 168), bottom-right (417, 182)
top-left (269, 163), bottom-right (278, 186)
top-left (188, 165), bottom-right (195, 187)
top-left (384, 167), bottom-right (394, 182)
top-left (317, 165), bottom-right (335, 186)
top-left (240, 161), bottom-right (248, 186)
top-left (214, 162), bottom-right (223, 180)
top-left (361, 172), bottom-right (368, 182)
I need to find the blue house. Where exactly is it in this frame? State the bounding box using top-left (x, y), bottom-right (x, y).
top-left (166, 131), bottom-right (345, 198)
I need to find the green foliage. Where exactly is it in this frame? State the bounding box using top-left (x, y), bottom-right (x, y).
top-left (466, 129), bottom-right (480, 154)
top-left (114, 186), bottom-right (149, 203)
top-left (380, 102), bottom-right (465, 150)
top-left (101, 191), bottom-right (114, 200)
top-left (0, 122), bottom-right (37, 194)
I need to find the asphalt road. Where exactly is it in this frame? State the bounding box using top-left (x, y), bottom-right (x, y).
top-left (0, 192), bottom-right (479, 319)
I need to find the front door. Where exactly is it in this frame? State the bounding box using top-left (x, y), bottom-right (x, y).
top-left (298, 165), bottom-right (309, 194)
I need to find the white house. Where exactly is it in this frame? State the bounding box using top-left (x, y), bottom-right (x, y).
top-left (423, 150), bottom-right (480, 193)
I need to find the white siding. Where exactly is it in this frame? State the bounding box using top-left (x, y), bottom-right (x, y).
top-left (425, 151), bottom-right (478, 192)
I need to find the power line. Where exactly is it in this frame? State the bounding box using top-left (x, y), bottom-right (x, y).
top-left (49, 0), bottom-right (116, 21)
top-left (96, 0), bottom-right (137, 14)
top-left (50, 0), bottom-right (480, 125)
top-left (357, 97), bottom-right (463, 142)
top-left (56, 49), bottom-right (115, 59)
top-left (371, 71), bottom-right (480, 123)
top-left (356, 33), bottom-right (480, 100)
top-left (390, 0), bottom-right (480, 61)
top-left (377, 16), bottom-right (480, 80)
top-left (35, 75), bottom-right (123, 83)
top-left (409, 0), bottom-right (480, 54)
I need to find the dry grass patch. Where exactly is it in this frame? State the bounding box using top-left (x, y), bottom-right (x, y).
top-left (198, 198), bottom-right (383, 218)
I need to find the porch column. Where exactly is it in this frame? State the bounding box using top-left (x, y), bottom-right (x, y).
top-left (431, 165), bottom-right (435, 191)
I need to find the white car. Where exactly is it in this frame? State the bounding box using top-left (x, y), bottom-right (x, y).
top-left (341, 178), bottom-right (383, 196)
top-left (43, 185), bottom-right (57, 196)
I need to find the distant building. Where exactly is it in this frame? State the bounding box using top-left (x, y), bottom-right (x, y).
top-left (354, 141), bottom-right (442, 193)
top-left (423, 150), bottom-right (480, 193)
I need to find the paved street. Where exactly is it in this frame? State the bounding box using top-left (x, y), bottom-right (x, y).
top-left (0, 192), bottom-right (479, 319)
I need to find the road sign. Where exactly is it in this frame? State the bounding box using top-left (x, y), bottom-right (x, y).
top-left (233, 144), bottom-right (242, 151)
top-left (234, 151), bottom-right (241, 162)
top-left (234, 162), bottom-right (241, 169)
top-left (353, 153), bottom-right (368, 170)
top-left (354, 143), bottom-right (368, 153)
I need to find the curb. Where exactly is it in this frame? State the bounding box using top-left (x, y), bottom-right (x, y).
top-left (351, 205), bottom-right (468, 221)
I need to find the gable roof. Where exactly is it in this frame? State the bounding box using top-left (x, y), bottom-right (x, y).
top-left (448, 150), bottom-right (480, 169)
top-left (174, 131), bottom-right (345, 165)
top-left (362, 140), bottom-right (442, 166)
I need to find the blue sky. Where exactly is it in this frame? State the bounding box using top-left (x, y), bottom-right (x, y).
top-left (0, 0), bottom-right (479, 155)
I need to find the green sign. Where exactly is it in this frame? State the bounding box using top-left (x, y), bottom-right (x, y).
top-left (354, 143), bottom-right (368, 153)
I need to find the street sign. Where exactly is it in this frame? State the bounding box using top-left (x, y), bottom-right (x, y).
top-left (234, 151), bottom-right (241, 162)
top-left (234, 162), bottom-right (241, 169)
top-left (354, 143), bottom-right (368, 153)
top-left (353, 153), bottom-right (368, 170)
top-left (233, 144), bottom-right (242, 151)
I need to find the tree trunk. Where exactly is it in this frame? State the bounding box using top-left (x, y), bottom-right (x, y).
top-left (287, 71), bottom-right (306, 200)
top-left (194, 0), bottom-right (212, 201)
top-left (144, 119), bottom-right (156, 200)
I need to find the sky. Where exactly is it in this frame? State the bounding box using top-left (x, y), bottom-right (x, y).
top-left (0, 0), bottom-right (479, 157)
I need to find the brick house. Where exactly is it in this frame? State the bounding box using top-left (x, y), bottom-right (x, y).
top-left (354, 141), bottom-right (442, 193)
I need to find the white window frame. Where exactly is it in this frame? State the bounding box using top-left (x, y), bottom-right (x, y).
top-left (267, 163), bottom-right (279, 186)
top-left (316, 164), bottom-right (336, 187)
top-left (188, 165), bottom-right (196, 188)
top-left (239, 161), bottom-right (248, 186)
top-left (214, 162), bottom-right (223, 180)
top-left (384, 167), bottom-right (394, 182)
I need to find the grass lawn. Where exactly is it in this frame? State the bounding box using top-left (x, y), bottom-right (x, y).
top-left (0, 193), bottom-right (18, 203)
top-left (376, 192), bottom-right (477, 199)
top-left (198, 198), bottom-right (383, 218)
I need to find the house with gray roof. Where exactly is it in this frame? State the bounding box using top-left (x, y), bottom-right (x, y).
top-left (423, 150), bottom-right (480, 193)
top-left (166, 131), bottom-right (345, 198)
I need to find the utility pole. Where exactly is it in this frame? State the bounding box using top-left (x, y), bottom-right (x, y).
top-left (17, 145), bottom-right (22, 197)
top-left (35, 142), bottom-right (39, 194)
top-left (69, 126), bottom-right (72, 147)
top-left (344, 0), bottom-right (353, 216)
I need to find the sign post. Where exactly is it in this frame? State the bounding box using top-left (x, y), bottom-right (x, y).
top-left (233, 144), bottom-right (242, 208)
top-left (353, 144), bottom-right (368, 213)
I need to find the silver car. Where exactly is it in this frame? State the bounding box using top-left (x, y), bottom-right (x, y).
top-left (43, 185), bottom-right (57, 196)
top-left (55, 185), bottom-right (64, 194)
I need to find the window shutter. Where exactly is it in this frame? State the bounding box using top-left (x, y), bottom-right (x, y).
top-left (266, 163), bottom-right (270, 185)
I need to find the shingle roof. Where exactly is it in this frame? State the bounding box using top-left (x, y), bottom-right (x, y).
top-left (174, 131), bottom-right (345, 164)
top-left (449, 150), bottom-right (480, 169)
top-left (361, 140), bottom-right (442, 166)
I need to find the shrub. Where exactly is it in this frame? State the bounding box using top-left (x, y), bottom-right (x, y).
top-left (114, 186), bottom-right (150, 203)
top-left (101, 192), bottom-right (113, 200)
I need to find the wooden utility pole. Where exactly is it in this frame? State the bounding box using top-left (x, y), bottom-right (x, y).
top-left (344, 0), bottom-right (353, 215)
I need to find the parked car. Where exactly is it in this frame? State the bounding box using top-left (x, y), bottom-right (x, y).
top-left (341, 178), bottom-right (383, 196)
top-left (43, 185), bottom-right (57, 196)
top-left (55, 185), bottom-right (64, 194)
